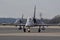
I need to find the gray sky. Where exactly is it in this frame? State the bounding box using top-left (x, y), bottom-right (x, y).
top-left (0, 0), bottom-right (60, 19)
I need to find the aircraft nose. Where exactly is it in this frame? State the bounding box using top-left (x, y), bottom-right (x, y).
top-left (25, 17), bottom-right (34, 27)
top-left (25, 22), bottom-right (34, 27)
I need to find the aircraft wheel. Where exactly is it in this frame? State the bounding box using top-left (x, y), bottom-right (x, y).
top-left (38, 28), bottom-right (41, 32)
top-left (28, 29), bottom-right (30, 32)
top-left (28, 31), bottom-right (30, 32)
top-left (15, 25), bottom-right (17, 27)
top-left (23, 28), bottom-right (26, 32)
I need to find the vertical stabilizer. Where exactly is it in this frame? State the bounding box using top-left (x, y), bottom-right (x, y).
top-left (14, 13), bottom-right (24, 24)
top-left (40, 13), bottom-right (46, 30)
top-left (40, 13), bottom-right (44, 24)
top-left (21, 13), bottom-right (24, 20)
top-left (40, 13), bottom-right (42, 20)
top-left (33, 5), bottom-right (36, 18)
top-left (33, 5), bottom-right (36, 23)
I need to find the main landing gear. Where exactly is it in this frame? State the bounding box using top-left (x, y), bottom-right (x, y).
top-left (22, 26), bottom-right (41, 32)
top-left (38, 26), bottom-right (41, 32)
top-left (23, 27), bottom-right (26, 32)
top-left (23, 27), bottom-right (31, 32)
top-left (18, 26), bottom-right (26, 32)
top-left (18, 26), bottom-right (22, 30)
top-left (18, 26), bottom-right (42, 32)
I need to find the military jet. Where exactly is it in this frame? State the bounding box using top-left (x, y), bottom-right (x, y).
top-left (1, 5), bottom-right (60, 32)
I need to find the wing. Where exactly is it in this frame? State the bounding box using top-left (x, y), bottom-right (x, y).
top-left (34, 24), bottom-right (60, 26)
top-left (0, 23), bottom-right (25, 26)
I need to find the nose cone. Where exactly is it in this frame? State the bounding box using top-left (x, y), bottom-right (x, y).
top-left (25, 17), bottom-right (34, 27)
top-left (25, 22), bottom-right (34, 27)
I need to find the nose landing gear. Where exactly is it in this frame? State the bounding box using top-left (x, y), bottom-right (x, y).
top-left (23, 27), bottom-right (26, 32)
top-left (27, 27), bottom-right (30, 32)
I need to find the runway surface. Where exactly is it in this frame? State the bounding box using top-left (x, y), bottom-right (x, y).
top-left (0, 26), bottom-right (60, 40)
top-left (0, 26), bottom-right (60, 33)
top-left (0, 36), bottom-right (60, 40)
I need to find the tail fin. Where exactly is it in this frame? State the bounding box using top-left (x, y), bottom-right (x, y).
top-left (14, 14), bottom-right (24, 24)
top-left (21, 13), bottom-right (24, 20)
top-left (40, 13), bottom-right (46, 30)
top-left (33, 5), bottom-right (37, 23)
top-left (40, 13), bottom-right (43, 21)
top-left (40, 13), bottom-right (44, 24)
top-left (33, 5), bottom-right (36, 18)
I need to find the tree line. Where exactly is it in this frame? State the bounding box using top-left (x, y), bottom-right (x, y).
top-left (44, 15), bottom-right (60, 24)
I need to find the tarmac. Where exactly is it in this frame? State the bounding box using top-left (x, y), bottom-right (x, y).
top-left (0, 36), bottom-right (60, 40)
top-left (0, 26), bottom-right (60, 40)
top-left (0, 33), bottom-right (60, 36)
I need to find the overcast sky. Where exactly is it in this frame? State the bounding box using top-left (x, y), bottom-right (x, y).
top-left (0, 0), bottom-right (60, 19)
